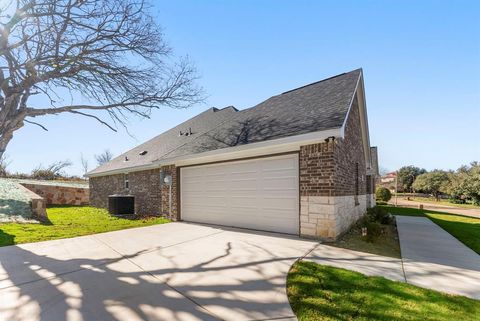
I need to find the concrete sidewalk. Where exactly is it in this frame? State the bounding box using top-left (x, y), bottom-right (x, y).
top-left (396, 215), bottom-right (480, 299)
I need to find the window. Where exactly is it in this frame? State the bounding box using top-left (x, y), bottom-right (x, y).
top-left (124, 173), bottom-right (129, 189)
top-left (354, 163), bottom-right (359, 205)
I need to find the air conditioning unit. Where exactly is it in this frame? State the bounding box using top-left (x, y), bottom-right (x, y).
top-left (108, 195), bottom-right (135, 215)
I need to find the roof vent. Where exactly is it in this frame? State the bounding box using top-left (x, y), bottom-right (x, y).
top-left (139, 151), bottom-right (148, 156)
top-left (181, 128), bottom-right (193, 136)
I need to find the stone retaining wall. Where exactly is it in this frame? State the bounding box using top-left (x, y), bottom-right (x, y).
top-left (20, 183), bottom-right (89, 206)
top-left (16, 183), bottom-right (47, 219)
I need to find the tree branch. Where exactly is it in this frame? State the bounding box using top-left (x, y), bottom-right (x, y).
top-left (24, 119), bottom-right (48, 131)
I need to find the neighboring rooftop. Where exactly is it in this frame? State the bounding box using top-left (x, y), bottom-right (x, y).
top-left (89, 69), bottom-right (362, 176)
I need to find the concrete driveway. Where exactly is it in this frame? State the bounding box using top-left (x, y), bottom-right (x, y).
top-left (0, 222), bottom-right (319, 321)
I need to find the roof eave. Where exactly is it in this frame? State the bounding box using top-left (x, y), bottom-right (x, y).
top-left (86, 127), bottom-right (343, 177)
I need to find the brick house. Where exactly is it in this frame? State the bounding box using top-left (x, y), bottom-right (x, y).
top-left (87, 69), bottom-right (378, 240)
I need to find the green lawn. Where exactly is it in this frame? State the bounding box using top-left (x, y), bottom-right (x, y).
top-left (287, 261), bottom-right (480, 321)
top-left (381, 205), bottom-right (480, 255)
top-left (0, 206), bottom-right (169, 247)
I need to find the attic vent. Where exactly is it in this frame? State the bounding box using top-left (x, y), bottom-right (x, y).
top-left (139, 151), bottom-right (148, 156)
top-left (179, 128), bottom-right (193, 136)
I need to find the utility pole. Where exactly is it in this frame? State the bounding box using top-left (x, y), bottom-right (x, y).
top-left (395, 171), bottom-right (398, 207)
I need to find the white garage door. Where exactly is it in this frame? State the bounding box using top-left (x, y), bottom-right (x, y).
top-left (180, 154), bottom-right (299, 234)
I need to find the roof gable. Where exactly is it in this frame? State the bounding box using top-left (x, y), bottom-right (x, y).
top-left (88, 69), bottom-right (363, 176)
top-left (158, 69), bottom-right (361, 160)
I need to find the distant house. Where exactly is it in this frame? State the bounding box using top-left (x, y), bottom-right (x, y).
top-left (87, 69), bottom-right (378, 240)
top-left (378, 172), bottom-right (399, 192)
top-left (381, 172), bottom-right (397, 183)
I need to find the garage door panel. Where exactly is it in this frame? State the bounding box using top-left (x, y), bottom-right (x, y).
top-left (262, 177), bottom-right (297, 189)
top-left (180, 154), bottom-right (299, 235)
top-left (260, 197), bottom-right (297, 209)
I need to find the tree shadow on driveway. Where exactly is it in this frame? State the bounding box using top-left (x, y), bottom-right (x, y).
top-left (0, 225), bottom-right (318, 321)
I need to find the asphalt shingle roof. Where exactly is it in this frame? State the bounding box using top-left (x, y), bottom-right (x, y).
top-left (89, 69), bottom-right (361, 175)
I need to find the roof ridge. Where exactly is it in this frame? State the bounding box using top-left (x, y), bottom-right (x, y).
top-left (281, 68), bottom-right (361, 95)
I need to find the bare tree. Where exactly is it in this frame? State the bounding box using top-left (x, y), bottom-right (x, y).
top-left (0, 0), bottom-right (203, 159)
top-left (95, 149), bottom-right (113, 166)
top-left (31, 159), bottom-right (72, 180)
top-left (79, 153), bottom-right (89, 176)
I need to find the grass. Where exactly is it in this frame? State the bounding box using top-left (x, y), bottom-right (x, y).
top-left (382, 205), bottom-right (480, 255)
top-left (332, 222), bottom-right (401, 258)
top-left (409, 197), bottom-right (479, 209)
top-left (0, 206), bottom-right (169, 247)
top-left (394, 193), bottom-right (479, 209)
top-left (287, 261), bottom-right (480, 321)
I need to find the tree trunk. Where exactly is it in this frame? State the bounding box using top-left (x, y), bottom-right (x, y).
top-left (0, 114), bottom-right (24, 160)
top-left (0, 130), bottom-right (14, 160)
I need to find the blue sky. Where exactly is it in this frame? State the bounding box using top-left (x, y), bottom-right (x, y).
top-left (7, 0), bottom-right (480, 176)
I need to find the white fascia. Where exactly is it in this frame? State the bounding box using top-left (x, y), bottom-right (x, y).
top-left (339, 70), bottom-right (372, 172)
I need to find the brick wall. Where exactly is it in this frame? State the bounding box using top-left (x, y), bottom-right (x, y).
top-left (333, 94), bottom-right (367, 196)
top-left (89, 173), bottom-right (125, 209)
top-left (299, 141), bottom-right (335, 197)
top-left (159, 165), bottom-right (178, 220)
top-left (300, 95), bottom-right (366, 198)
top-left (89, 168), bottom-right (161, 215)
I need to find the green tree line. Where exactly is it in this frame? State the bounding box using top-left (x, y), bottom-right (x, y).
top-left (396, 162), bottom-right (480, 205)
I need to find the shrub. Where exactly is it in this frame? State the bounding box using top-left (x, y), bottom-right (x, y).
top-left (472, 196), bottom-right (480, 206)
top-left (364, 221), bottom-right (382, 243)
top-left (366, 206), bottom-right (393, 225)
top-left (449, 197), bottom-right (466, 204)
top-left (375, 187), bottom-right (392, 202)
